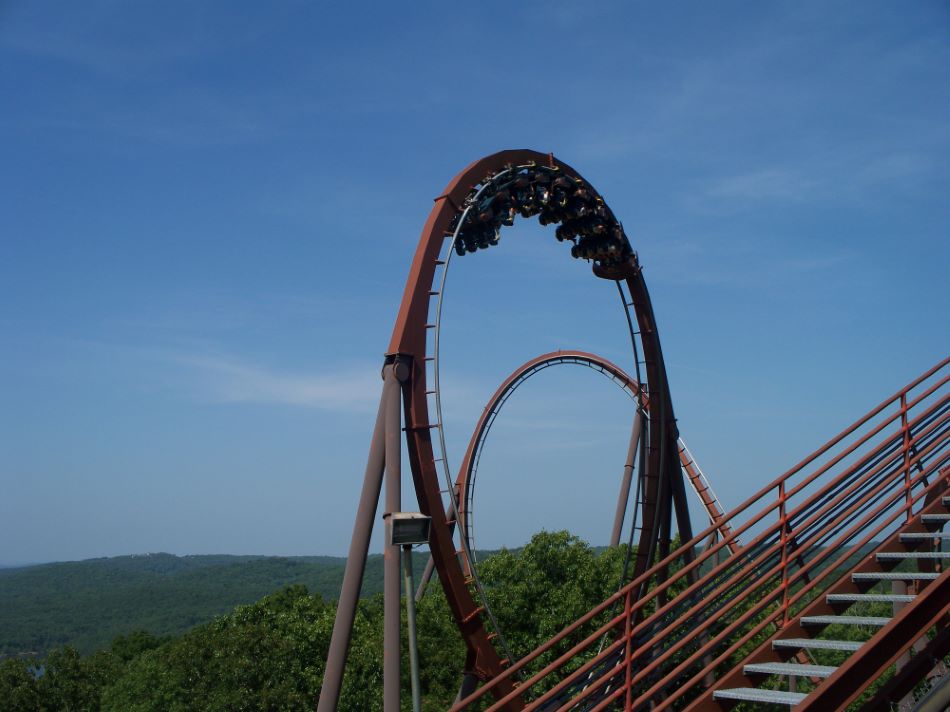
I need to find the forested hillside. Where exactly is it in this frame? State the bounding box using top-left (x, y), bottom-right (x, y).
top-left (0, 532), bottom-right (635, 711)
top-left (0, 552), bottom-right (428, 658)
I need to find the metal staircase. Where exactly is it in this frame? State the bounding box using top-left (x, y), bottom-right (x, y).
top-left (449, 357), bottom-right (950, 711)
top-left (706, 491), bottom-right (950, 710)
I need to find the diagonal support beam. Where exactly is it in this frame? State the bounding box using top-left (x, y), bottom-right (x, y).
top-left (318, 364), bottom-right (402, 712)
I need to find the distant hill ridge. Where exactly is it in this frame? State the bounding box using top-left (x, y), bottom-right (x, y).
top-left (0, 551), bottom-right (425, 658)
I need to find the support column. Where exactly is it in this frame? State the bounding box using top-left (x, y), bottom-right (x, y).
top-left (611, 411), bottom-right (643, 547)
top-left (318, 366), bottom-right (397, 712)
top-left (383, 363), bottom-right (404, 712)
top-left (669, 442), bottom-right (697, 555)
top-left (403, 545), bottom-right (422, 712)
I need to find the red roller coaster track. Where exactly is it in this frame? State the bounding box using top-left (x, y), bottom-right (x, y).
top-left (316, 150), bottom-right (950, 711)
top-left (449, 350), bottom-right (736, 576)
top-left (411, 349), bottom-right (739, 660)
top-left (318, 149), bottom-right (697, 710)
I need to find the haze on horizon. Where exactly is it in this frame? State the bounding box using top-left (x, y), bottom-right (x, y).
top-left (1, 1), bottom-right (948, 566)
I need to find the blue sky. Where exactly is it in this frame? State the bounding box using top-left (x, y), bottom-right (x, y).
top-left (1, 1), bottom-right (947, 565)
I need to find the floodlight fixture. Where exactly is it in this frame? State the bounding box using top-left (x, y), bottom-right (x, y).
top-left (389, 512), bottom-right (431, 547)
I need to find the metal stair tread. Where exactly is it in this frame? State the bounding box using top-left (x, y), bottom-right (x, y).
top-left (774, 637), bottom-right (863, 652)
top-left (713, 687), bottom-right (807, 705)
top-left (900, 532), bottom-right (950, 540)
top-left (853, 571), bottom-right (939, 581)
top-left (876, 551), bottom-right (950, 559)
top-left (744, 661), bottom-right (838, 678)
top-left (827, 592), bottom-right (915, 603)
top-left (922, 513), bottom-right (950, 521)
top-left (801, 614), bottom-right (891, 626)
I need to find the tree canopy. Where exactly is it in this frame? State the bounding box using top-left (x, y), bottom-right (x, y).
top-left (0, 531), bottom-right (633, 711)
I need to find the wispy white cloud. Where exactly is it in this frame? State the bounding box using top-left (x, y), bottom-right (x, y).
top-left (633, 233), bottom-right (856, 290)
top-left (697, 147), bottom-right (939, 210)
top-left (166, 353), bottom-right (381, 412)
top-left (705, 169), bottom-right (816, 203)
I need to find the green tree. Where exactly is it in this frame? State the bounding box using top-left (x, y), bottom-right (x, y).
top-left (35, 646), bottom-right (119, 711)
top-left (102, 585), bottom-right (336, 711)
top-left (0, 657), bottom-right (41, 712)
top-left (109, 631), bottom-right (168, 663)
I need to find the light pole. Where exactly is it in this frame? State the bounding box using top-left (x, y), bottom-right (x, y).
top-left (390, 512), bottom-right (431, 712)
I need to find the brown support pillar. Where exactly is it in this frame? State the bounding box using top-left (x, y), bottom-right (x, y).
top-left (318, 365), bottom-right (398, 712)
top-left (611, 411), bottom-right (643, 547)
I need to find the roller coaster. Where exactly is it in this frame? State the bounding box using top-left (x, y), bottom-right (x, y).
top-left (318, 150), bottom-right (950, 711)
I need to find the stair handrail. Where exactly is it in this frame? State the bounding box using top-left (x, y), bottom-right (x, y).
top-left (524, 429), bottom-right (950, 712)
top-left (451, 356), bottom-right (950, 710)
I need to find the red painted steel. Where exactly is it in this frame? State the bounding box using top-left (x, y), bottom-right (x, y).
top-left (451, 357), bottom-right (949, 710)
top-left (451, 349), bottom-right (738, 575)
top-left (382, 150), bottom-right (696, 704)
top-left (387, 151), bottom-right (692, 623)
top-left (454, 349), bottom-right (648, 575)
top-left (477, 414), bottom-right (948, 710)
top-left (322, 150), bottom-right (696, 710)
top-left (798, 568), bottom-right (950, 711)
top-left (568, 417), bottom-right (950, 711)
top-left (320, 146), bottom-right (948, 710)
top-left (860, 624), bottom-right (950, 710)
top-left (684, 471), bottom-right (950, 712)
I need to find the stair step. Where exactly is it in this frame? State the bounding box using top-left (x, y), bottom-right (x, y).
top-left (901, 532), bottom-right (950, 540)
top-left (744, 661), bottom-right (838, 678)
top-left (853, 571), bottom-right (940, 581)
top-left (943, 497), bottom-right (950, 505)
top-left (877, 551), bottom-right (950, 559)
top-left (922, 514), bottom-right (950, 522)
top-left (827, 593), bottom-right (915, 604)
top-left (801, 615), bottom-right (891, 627)
top-left (713, 687), bottom-right (807, 706)
top-left (774, 638), bottom-right (863, 652)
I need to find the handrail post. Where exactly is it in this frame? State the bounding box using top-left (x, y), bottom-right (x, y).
top-left (778, 481), bottom-right (789, 625)
top-left (624, 588), bottom-right (633, 711)
top-left (901, 393), bottom-right (912, 522)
